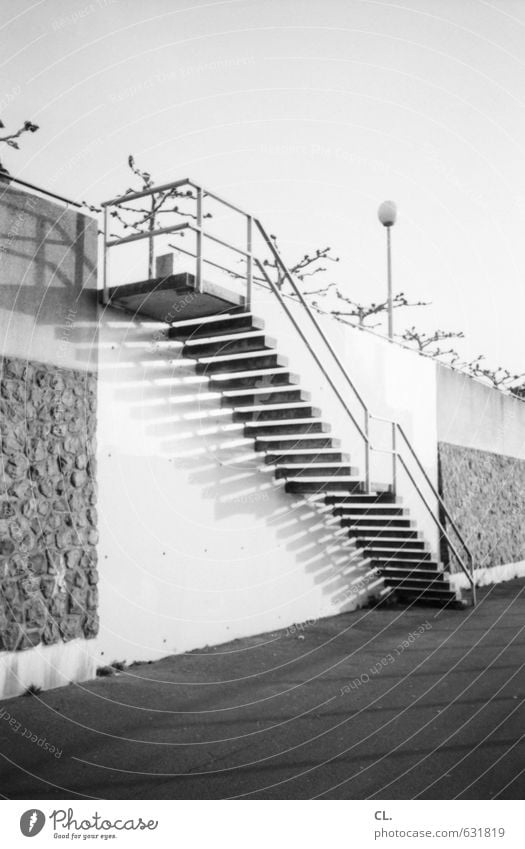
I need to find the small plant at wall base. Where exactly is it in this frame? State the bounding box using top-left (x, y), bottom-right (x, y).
top-left (0, 118), bottom-right (39, 177)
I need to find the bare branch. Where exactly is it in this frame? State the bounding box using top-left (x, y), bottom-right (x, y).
top-left (398, 326), bottom-right (464, 352)
top-left (0, 119), bottom-right (39, 175)
top-left (326, 289), bottom-right (430, 327)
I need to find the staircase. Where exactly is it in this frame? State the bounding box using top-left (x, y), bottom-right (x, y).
top-left (169, 308), bottom-right (463, 607)
top-left (101, 176), bottom-right (475, 609)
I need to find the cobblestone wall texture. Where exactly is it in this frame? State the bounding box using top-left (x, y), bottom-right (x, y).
top-left (0, 356), bottom-right (97, 652)
top-left (438, 441), bottom-right (525, 572)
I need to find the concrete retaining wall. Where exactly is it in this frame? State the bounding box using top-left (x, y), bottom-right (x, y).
top-left (0, 185), bottom-right (98, 699)
top-left (437, 366), bottom-right (525, 573)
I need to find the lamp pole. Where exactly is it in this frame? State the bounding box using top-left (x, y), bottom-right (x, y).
top-left (377, 200), bottom-right (397, 340)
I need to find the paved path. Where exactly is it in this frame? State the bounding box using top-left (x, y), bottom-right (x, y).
top-left (1, 579), bottom-right (524, 799)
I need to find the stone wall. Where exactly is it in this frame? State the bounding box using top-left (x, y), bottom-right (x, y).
top-left (0, 356), bottom-right (98, 653)
top-left (438, 441), bottom-right (525, 572)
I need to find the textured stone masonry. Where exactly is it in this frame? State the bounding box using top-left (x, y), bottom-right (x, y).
top-left (0, 356), bottom-right (98, 652)
top-left (438, 441), bottom-right (525, 572)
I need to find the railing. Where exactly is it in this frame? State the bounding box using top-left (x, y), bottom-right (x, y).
top-left (0, 174), bottom-right (82, 208)
top-left (101, 178), bottom-right (476, 603)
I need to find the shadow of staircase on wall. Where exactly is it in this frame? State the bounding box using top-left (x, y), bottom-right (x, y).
top-left (166, 309), bottom-right (464, 608)
top-left (69, 314), bottom-right (385, 615)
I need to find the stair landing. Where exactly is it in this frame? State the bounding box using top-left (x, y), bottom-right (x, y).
top-left (104, 272), bottom-right (243, 322)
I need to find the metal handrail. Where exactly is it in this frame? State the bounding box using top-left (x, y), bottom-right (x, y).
top-left (1, 175), bottom-right (83, 208)
top-left (101, 177), bottom-right (476, 600)
top-left (369, 409), bottom-right (474, 583)
top-left (397, 455), bottom-right (476, 601)
top-left (254, 258), bottom-right (369, 447)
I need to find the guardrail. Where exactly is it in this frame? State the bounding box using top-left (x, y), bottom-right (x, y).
top-left (101, 177), bottom-right (476, 602)
top-left (0, 174), bottom-right (83, 208)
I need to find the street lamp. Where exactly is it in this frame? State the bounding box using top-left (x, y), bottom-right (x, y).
top-left (377, 200), bottom-right (397, 340)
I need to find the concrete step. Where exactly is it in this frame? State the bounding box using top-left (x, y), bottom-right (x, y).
top-left (209, 369), bottom-right (299, 390)
top-left (344, 525), bottom-right (418, 538)
top-left (333, 504), bottom-right (405, 517)
top-left (274, 464), bottom-right (357, 479)
top-left (265, 450), bottom-right (347, 464)
top-left (339, 515), bottom-right (410, 527)
top-left (196, 351), bottom-right (284, 374)
top-left (222, 387), bottom-right (309, 406)
top-left (169, 312), bottom-right (261, 339)
top-left (371, 555), bottom-right (437, 568)
top-left (380, 566), bottom-right (445, 580)
top-left (184, 332), bottom-right (273, 358)
top-left (354, 536), bottom-right (425, 550)
top-left (393, 585), bottom-right (459, 603)
top-left (384, 576), bottom-right (451, 591)
top-left (255, 435), bottom-right (339, 451)
top-left (325, 492), bottom-right (395, 506)
top-left (244, 419), bottom-right (331, 436)
top-left (285, 478), bottom-right (364, 494)
top-left (367, 545), bottom-right (431, 559)
top-left (233, 404), bottom-right (319, 422)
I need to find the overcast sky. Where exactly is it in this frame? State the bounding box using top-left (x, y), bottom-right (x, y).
top-left (2, 0), bottom-right (525, 370)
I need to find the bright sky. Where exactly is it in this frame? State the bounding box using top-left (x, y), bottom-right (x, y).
top-left (2, 0), bottom-right (525, 370)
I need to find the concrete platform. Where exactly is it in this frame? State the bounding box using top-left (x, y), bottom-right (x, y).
top-left (104, 272), bottom-right (245, 322)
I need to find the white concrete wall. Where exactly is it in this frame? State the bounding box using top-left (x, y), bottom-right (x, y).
top-left (94, 291), bottom-right (439, 664)
top-left (437, 365), bottom-right (525, 461)
top-left (0, 640), bottom-right (95, 701)
top-left (93, 309), bottom-right (385, 664)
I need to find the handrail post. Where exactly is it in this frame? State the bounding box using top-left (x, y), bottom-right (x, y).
top-left (196, 186), bottom-right (203, 292)
top-left (148, 193), bottom-right (155, 279)
top-left (246, 214), bottom-right (253, 311)
top-left (364, 410), bottom-right (370, 493)
top-left (392, 422), bottom-right (397, 497)
top-left (102, 204), bottom-right (109, 305)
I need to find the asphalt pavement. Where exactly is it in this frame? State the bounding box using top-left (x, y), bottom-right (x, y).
top-left (1, 579), bottom-right (524, 799)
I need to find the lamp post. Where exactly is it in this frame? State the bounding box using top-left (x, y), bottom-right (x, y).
top-left (377, 200), bottom-right (397, 340)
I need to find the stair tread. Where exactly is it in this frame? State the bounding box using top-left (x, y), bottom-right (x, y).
top-left (185, 330), bottom-right (266, 346)
top-left (198, 350), bottom-right (282, 364)
top-left (344, 525), bottom-right (412, 532)
top-left (373, 556), bottom-right (439, 564)
top-left (244, 418), bottom-right (327, 427)
top-left (171, 312), bottom-right (255, 328)
top-left (233, 402), bottom-right (313, 412)
top-left (356, 538), bottom-right (423, 545)
top-left (210, 367), bottom-right (294, 380)
top-left (385, 575), bottom-right (445, 582)
top-left (223, 386), bottom-right (308, 397)
top-left (287, 475), bottom-right (361, 481)
top-left (381, 567), bottom-right (445, 575)
top-left (256, 434), bottom-right (338, 442)
top-left (342, 516), bottom-right (410, 522)
top-left (266, 451), bottom-right (344, 460)
top-left (276, 462), bottom-right (353, 468)
top-left (368, 546), bottom-right (429, 552)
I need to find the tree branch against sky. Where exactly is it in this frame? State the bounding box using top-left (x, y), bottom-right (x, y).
top-left (0, 118), bottom-right (39, 176)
